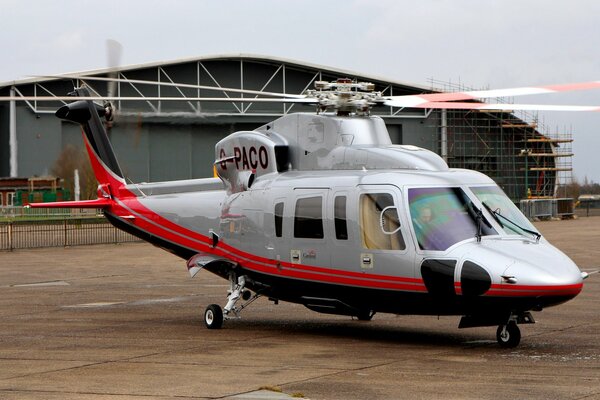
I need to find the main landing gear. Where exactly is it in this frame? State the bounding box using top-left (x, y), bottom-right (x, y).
top-left (204, 273), bottom-right (260, 329)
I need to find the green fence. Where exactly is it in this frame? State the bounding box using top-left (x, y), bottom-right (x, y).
top-left (0, 208), bottom-right (140, 251)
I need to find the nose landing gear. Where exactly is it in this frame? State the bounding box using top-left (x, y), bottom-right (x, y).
top-left (496, 321), bottom-right (521, 348)
top-left (460, 311), bottom-right (535, 348)
top-left (496, 312), bottom-right (535, 348)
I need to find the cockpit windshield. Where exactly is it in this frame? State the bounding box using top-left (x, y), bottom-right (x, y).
top-left (408, 187), bottom-right (496, 251)
top-left (470, 185), bottom-right (539, 237)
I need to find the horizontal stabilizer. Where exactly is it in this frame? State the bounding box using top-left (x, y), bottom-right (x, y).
top-left (28, 198), bottom-right (112, 209)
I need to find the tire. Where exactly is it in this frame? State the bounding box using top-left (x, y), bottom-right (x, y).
top-left (356, 309), bottom-right (375, 321)
top-left (496, 321), bottom-right (521, 348)
top-left (204, 304), bottom-right (224, 329)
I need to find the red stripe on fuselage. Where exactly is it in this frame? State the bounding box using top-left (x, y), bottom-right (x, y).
top-left (486, 283), bottom-right (583, 297)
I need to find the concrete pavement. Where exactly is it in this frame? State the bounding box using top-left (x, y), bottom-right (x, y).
top-left (0, 217), bottom-right (598, 399)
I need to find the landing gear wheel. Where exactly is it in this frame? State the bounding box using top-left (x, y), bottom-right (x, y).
top-left (496, 321), bottom-right (520, 348)
top-left (204, 304), bottom-right (223, 329)
top-left (356, 309), bottom-right (375, 321)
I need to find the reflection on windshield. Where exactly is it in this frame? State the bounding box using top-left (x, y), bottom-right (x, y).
top-left (470, 186), bottom-right (538, 236)
top-left (408, 187), bottom-right (496, 251)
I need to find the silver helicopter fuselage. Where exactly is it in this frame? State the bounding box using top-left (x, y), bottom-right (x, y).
top-left (48, 93), bottom-right (584, 343)
top-left (114, 112), bottom-right (583, 317)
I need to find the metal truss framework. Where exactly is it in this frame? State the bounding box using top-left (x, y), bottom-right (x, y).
top-left (9, 58), bottom-right (432, 120)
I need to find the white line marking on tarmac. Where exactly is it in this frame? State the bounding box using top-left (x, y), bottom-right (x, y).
top-left (12, 281), bottom-right (70, 287)
top-left (63, 302), bottom-right (125, 308)
top-left (63, 296), bottom-right (196, 309)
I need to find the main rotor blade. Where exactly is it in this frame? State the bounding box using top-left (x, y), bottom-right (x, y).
top-left (384, 99), bottom-right (600, 112)
top-left (105, 39), bottom-right (123, 99)
top-left (28, 74), bottom-right (308, 99)
top-left (0, 95), bottom-right (318, 103)
top-left (384, 80), bottom-right (600, 105)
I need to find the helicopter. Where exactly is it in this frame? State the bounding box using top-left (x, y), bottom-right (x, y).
top-left (2, 75), bottom-right (596, 348)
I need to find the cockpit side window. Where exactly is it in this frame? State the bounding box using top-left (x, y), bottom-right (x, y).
top-left (409, 187), bottom-right (496, 251)
top-left (359, 193), bottom-right (406, 250)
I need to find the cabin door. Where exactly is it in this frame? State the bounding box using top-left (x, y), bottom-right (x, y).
top-left (287, 188), bottom-right (331, 269)
top-left (356, 185), bottom-right (416, 279)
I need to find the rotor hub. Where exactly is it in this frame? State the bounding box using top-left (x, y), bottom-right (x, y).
top-left (306, 78), bottom-right (382, 115)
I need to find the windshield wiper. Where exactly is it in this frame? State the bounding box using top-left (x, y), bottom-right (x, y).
top-left (481, 202), bottom-right (504, 228)
top-left (482, 201), bottom-right (541, 242)
top-left (468, 201), bottom-right (492, 243)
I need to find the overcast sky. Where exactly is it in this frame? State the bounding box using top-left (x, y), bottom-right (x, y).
top-left (2, 0), bottom-right (599, 183)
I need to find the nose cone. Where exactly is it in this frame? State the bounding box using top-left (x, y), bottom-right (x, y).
top-left (488, 241), bottom-right (584, 307)
top-left (454, 239), bottom-right (584, 309)
top-left (501, 255), bottom-right (582, 301)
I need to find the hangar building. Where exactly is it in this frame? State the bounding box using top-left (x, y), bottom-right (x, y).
top-left (0, 54), bottom-right (572, 203)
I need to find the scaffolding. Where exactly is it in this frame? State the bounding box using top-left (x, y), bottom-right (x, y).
top-left (429, 79), bottom-right (573, 202)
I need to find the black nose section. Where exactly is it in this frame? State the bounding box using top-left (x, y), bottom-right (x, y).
top-left (461, 261), bottom-right (491, 296)
top-left (421, 259), bottom-right (457, 297)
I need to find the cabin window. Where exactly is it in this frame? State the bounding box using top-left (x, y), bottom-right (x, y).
top-left (359, 193), bottom-right (405, 250)
top-left (294, 196), bottom-right (324, 239)
top-left (334, 196), bottom-right (348, 240)
top-left (274, 202), bottom-right (284, 237)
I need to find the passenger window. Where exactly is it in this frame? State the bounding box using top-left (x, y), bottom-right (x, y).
top-left (334, 196), bottom-right (348, 240)
top-left (294, 196), bottom-right (324, 239)
top-left (360, 193), bottom-right (406, 250)
top-left (274, 202), bottom-right (284, 237)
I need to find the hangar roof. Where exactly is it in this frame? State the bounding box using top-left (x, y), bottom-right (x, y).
top-left (0, 53), bottom-right (431, 92)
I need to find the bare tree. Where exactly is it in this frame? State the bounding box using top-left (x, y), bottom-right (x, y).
top-left (51, 145), bottom-right (98, 200)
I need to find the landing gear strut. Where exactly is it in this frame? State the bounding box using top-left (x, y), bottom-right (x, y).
top-left (202, 273), bottom-right (261, 329)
